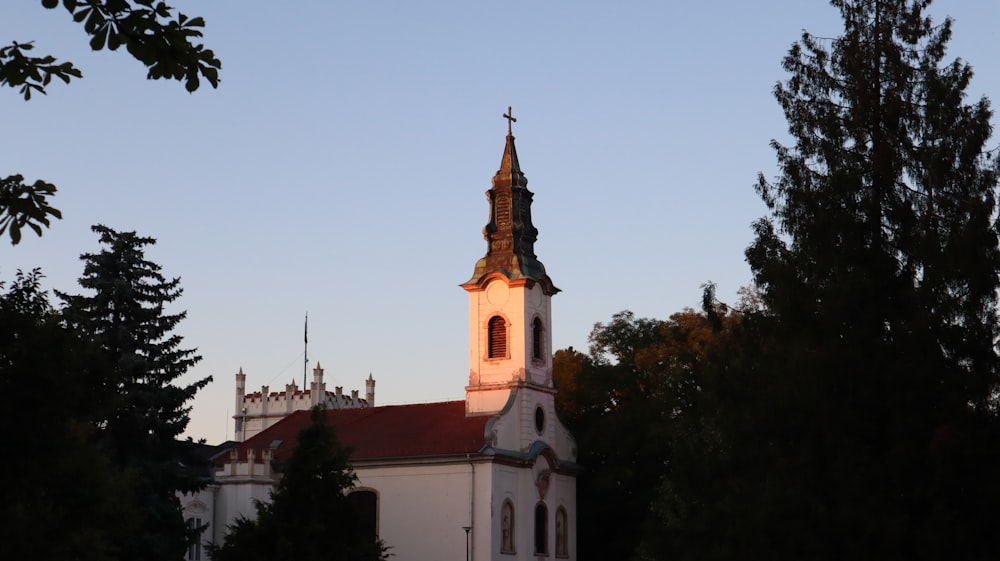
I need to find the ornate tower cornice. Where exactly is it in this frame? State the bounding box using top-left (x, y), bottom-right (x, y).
top-left (462, 108), bottom-right (559, 295)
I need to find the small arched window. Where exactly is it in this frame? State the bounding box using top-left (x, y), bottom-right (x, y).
top-left (488, 316), bottom-right (507, 359)
top-left (532, 317), bottom-right (544, 360)
top-left (500, 499), bottom-right (516, 554)
top-left (348, 490), bottom-right (379, 543)
top-left (534, 503), bottom-right (548, 555)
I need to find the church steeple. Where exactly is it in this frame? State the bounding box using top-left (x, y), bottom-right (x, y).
top-left (463, 109), bottom-right (560, 415)
top-left (462, 107), bottom-right (559, 295)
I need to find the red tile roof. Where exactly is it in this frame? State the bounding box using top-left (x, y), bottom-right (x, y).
top-left (227, 401), bottom-right (491, 464)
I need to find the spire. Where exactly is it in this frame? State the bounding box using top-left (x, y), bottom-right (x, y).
top-left (462, 107), bottom-right (558, 294)
top-left (494, 134), bottom-right (526, 191)
top-left (497, 106), bottom-right (523, 184)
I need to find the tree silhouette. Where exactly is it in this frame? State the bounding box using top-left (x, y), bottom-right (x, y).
top-left (57, 224), bottom-right (211, 561)
top-left (209, 408), bottom-right (389, 561)
top-left (654, 2), bottom-right (1000, 559)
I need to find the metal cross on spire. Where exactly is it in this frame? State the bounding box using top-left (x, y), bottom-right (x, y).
top-left (503, 106), bottom-right (516, 136)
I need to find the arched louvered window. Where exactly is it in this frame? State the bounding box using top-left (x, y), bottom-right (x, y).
top-left (488, 316), bottom-right (507, 358)
top-left (534, 502), bottom-right (548, 555)
top-left (532, 317), bottom-right (544, 360)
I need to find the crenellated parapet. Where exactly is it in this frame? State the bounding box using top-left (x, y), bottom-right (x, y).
top-left (233, 364), bottom-right (374, 441)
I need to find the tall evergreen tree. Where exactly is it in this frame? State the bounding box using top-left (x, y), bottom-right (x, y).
top-left (655, 2), bottom-right (1000, 560)
top-left (208, 408), bottom-right (389, 561)
top-left (57, 224), bottom-right (212, 561)
top-left (750, 0), bottom-right (1000, 411)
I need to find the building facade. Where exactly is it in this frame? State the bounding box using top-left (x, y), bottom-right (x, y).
top-left (181, 118), bottom-right (577, 561)
top-left (234, 364), bottom-right (374, 442)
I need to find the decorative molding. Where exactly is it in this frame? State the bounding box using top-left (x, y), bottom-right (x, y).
top-left (535, 468), bottom-right (551, 500)
top-left (184, 499), bottom-right (208, 513)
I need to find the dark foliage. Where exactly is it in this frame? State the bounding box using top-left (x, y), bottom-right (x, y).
top-left (57, 225), bottom-right (211, 561)
top-left (0, 1), bottom-right (220, 244)
top-left (0, 39), bottom-right (80, 100)
top-left (0, 174), bottom-right (62, 245)
top-left (554, 309), bottom-right (731, 561)
top-left (650, 2), bottom-right (1000, 560)
top-left (0, 269), bottom-right (135, 561)
top-left (1, 0), bottom-right (220, 98)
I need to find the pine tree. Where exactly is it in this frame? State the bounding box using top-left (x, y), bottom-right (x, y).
top-left (208, 408), bottom-right (389, 561)
top-left (57, 224), bottom-right (212, 561)
top-left (749, 0), bottom-right (1000, 411)
top-left (653, 2), bottom-right (1000, 560)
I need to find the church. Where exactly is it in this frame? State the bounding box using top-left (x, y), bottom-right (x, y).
top-left (182, 113), bottom-right (578, 561)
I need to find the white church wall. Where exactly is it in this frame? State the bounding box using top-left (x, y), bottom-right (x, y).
top-left (468, 280), bottom-right (529, 387)
top-left (471, 460), bottom-right (498, 561)
top-left (208, 457), bottom-right (507, 561)
top-left (180, 486), bottom-right (216, 559)
top-left (486, 387), bottom-right (576, 466)
top-left (489, 461), bottom-right (574, 561)
top-left (518, 284), bottom-right (552, 386)
top-left (465, 384), bottom-right (512, 414)
top-left (466, 281), bottom-right (555, 416)
top-left (549, 474), bottom-right (576, 559)
top-left (518, 391), bottom-right (576, 463)
top-left (492, 466), bottom-right (521, 560)
top-left (213, 479), bottom-right (274, 536)
top-left (354, 460), bottom-right (487, 561)
top-left (487, 396), bottom-right (519, 453)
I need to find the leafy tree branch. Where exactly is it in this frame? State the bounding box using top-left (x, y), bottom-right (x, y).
top-left (0, 41), bottom-right (81, 99)
top-left (0, 175), bottom-right (62, 245)
top-left (1, 1), bottom-right (220, 245)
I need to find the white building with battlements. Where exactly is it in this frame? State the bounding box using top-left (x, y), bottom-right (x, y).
top-left (233, 364), bottom-right (374, 442)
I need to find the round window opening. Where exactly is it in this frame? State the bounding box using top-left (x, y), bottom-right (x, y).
top-left (534, 406), bottom-right (545, 433)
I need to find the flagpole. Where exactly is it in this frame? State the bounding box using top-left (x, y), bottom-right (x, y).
top-left (303, 312), bottom-right (308, 388)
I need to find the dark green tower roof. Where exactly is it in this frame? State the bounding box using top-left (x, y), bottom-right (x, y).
top-left (462, 109), bottom-right (559, 295)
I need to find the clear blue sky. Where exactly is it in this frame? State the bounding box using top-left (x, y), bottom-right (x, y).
top-left (4, 1), bottom-right (999, 444)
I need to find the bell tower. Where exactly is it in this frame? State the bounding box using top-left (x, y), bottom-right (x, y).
top-left (461, 108), bottom-right (560, 415)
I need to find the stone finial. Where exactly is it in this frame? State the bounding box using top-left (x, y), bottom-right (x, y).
top-left (285, 381), bottom-right (297, 412)
top-left (365, 373), bottom-right (376, 406)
